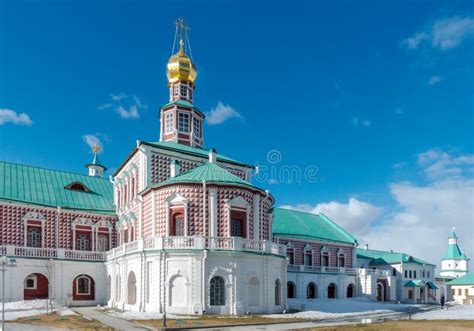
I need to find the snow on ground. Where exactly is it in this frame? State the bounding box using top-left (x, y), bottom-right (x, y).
top-left (106, 310), bottom-right (197, 320)
top-left (3, 300), bottom-right (76, 321)
top-left (413, 304), bottom-right (474, 320)
top-left (265, 298), bottom-right (423, 320)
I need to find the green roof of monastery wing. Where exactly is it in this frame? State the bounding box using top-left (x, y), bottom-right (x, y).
top-left (0, 160), bottom-right (115, 214)
top-left (442, 243), bottom-right (469, 261)
top-left (447, 273), bottom-right (474, 285)
top-left (157, 162), bottom-right (263, 191)
top-left (356, 248), bottom-right (436, 266)
top-left (141, 141), bottom-right (253, 168)
top-left (271, 208), bottom-right (358, 245)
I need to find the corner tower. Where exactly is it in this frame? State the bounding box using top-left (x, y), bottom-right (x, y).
top-left (159, 18), bottom-right (204, 147)
top-left (440, 227), bottom-right (470, 278)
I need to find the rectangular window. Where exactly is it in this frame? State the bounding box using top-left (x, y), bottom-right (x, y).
top-left (27, 226), bottom-right (42, 248)
top-left (338, 255), bottom-right (345, 268)
top-left (304, 252), bottom-right (312, 266)
top-left (230, 217), bottom-right (243, 237)
top-left (414, 271), bottom-right (417, 278)
top-left (193, 117), bottom-right (200, 137)
top-left (422, 271), bottom-right (425, 278)
top-left (77, 277), bottom-right (90, 294)
top-left (322, 253), bottom-right (329, 267)
top-left (180, 85), bottom-right (187, 97)
top-left (165, 112), bottom-right (173, 133)
top-left (458, 289), bottom-right (462, 296)
top-left (405, 270), bottom-right (408, 278)
top-left (427, 271), bottom-right (430, 278)
top-left (178, 112), bottom-right (190, 133)
top-left (98, 233), bottom-right (109, 252)
top-left (76, 233), bottom-right (91, 251)
top-left (287, 249), bottom-right (294, 265)
top-left (173, 85), bottom-right (179, 96)
top-left (409, 270), bottom-right (412, 278)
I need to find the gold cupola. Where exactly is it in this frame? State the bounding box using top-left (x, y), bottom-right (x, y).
top-left (166, 19), bottom-right (197, 86)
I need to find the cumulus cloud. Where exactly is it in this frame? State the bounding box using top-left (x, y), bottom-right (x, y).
top-left (0, 108), bottom-right (33, 126)
top-left (281, 148), bottom-right (474, 267)
top-left (352, 116), bottom-right (371, 127)
top-left (427, 75), bottom-right (443, 85)
top-left (99, 93), bottom-right (147, 119)
top-left (403, 16), bottom-right (474, 50)
top-left (205, 101), bottom-right (242, 125)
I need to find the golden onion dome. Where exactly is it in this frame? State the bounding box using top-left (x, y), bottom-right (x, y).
top-left (166, 40), bottom-right (197, 85)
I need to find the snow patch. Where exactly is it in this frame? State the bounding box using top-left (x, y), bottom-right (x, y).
top-left (106, 310), bottom-right (197, 320)
top-left (413, 304), bottom-right (474, 320)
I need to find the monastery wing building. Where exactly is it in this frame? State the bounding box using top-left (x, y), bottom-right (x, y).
top-left (0, 19), bottom-right (441, 315)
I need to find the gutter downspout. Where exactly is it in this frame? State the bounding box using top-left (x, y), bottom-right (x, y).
top-left (202, 180), bottom-right (207, 314)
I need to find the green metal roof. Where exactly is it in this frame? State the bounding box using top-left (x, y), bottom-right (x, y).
top-left (442, 242), bottom-right (469, 261)
top-left (141, 141), bottom-right (253, 168)
top-left (0, 160), bottom-right (115, 214)
top-left (271, 208), bottom-right (358, 245)
top-left (427, 281), bottom-right (438, 289)
top-left (154, 162), bottom-right (263, 192)
top-left (404, 280), bottom-right (426, 287)
top-left (448, 273), bottom-right (474, 285)
top-left (356, 248), bottom-right (436, 266)
top-left (161, 99), bottom-right (196, 109)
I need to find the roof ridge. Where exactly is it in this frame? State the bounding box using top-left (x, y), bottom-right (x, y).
top-left (318, 212), bottom-right (359, 244)
top-left (0, 160), bottom-right (109, 182)
top-left (357, 247), bottom-right (403, 255)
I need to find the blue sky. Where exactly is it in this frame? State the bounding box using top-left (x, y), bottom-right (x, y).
top-left (1, 1), bottom-right (473, 264)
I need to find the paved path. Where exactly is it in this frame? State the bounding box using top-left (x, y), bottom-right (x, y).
top-left (3, 323), bottom-right (71, 331)
top-left (72, 307), bottom-right (151, 331)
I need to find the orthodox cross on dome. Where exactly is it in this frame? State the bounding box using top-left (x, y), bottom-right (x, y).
top-left (173, 17), bottom-right (192, 58)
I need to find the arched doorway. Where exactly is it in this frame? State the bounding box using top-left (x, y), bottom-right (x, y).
top-left (307, 282), bottom-right (317, 299)
top-left (127, 271), bottom-right (137, 304)
top-left (24, 273), bottom-right (49, 300)
top-left (169, 275), bottom-right (187, 307)
top-left (275, 279), bottom-right (281, 305)
top-left (376, 282), bottom-right (384, 302)
top-left (287, 281), bottom-right (296, 299)
top-left (248, 277), bottom-right (260, 306)
top-left (328, 283), bottom-right (337, 299)
top-left (72, 274), bottom-right (95, 301)
top-left (347, 284), bottom-right (355, 298)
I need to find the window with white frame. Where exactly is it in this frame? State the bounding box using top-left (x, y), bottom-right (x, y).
top-left (98, 233), bottom-right (109, 252)
top-left (209, 276), bottom-right (225, 306)
top-left (173, 85), bottom-right (179, 96)
top-left (27, 226), bottom-right (42, 248)
top-left (76, 233), bottom-right (91, 251)
top-left (25, 275), bottom-right (37, 289)
top-left (321, 247), bottom-right (329, 267)
top-left (180, 84), bottom-right (188, 98)
top-left (337, 249), bottom-right (346, 268)
top-left (77, 276), bottom-right (91, 294)
top-left (193, 116), bottom-right (200, 137)
top-left (164, 111), bottom-right (174, 133)
top-left (178, 112), bottom-right (190, 133)
top-left (304, 246), bottom-right (313, 266)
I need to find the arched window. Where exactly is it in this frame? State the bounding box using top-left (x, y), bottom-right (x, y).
top-left (328, 283), bottom-right (337, 299)
top-left (73, 274), bottom-right (95, 301)
top-left (275, 279), bottom-right (281, 305)
top-left (23, 273), bottom-right (49, 300)
top-left (77, 276), bottom-right (91, 295)
top-left (347, 284), bottom-right (355, 298)
top-left (248, 277), bottom-right (260, 306)
top-left (127, 272), bottom-right (137, 305)
top-left (287, 281), bottom-right (296, 299)
top-left (210, 276), bottom-right (225, 306)
top-left (65, 182), bottom-right (90, 192)
top-left (307, 282), bottom-right (317, 299)
top-left (27, 227), bottom-right (42, 248)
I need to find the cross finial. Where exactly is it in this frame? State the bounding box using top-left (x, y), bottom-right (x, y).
top-left (92, 143), bottom-right (101, 154)
top-left (174, 17), bottom-right (189, 54)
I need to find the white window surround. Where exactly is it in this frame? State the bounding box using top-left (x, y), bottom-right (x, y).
top-left (72, 218), bottom-right (112, 251)
top-left (22, 212), bottom-right (46, 248)
top-left (164, 111), bottom-right (174, 134)
top-left (25, 274), bottom-right (37, 289)
top-left (225, 197), bottom-right (251, 238)
top-left (76, 276), bottom-right (91, 295)
top-left (192, 116), bottom-right (200, 138)
top-left (165, 193), bottom-right (189, 236)
top-left (178, 112), bottom-right (190, 133)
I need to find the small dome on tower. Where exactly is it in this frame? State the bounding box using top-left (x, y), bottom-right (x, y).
top-left (166, 40), bottom-right (197, 85)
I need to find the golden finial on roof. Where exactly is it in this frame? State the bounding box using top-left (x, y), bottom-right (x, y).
top-left (167, 18), bottom-right (197, 85)
top-left (92, 143), bottom-right (101, 154)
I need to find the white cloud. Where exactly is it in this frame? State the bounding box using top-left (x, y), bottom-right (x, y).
top-left (82, 133), bottom-right (108, 152)
top-left (99, 93), bottom-right (147, 119)
top-left (427, 75), bottom-right (443, 85)
top-left (280, 198), bottom-right (382, 236)
top-left (403, 16), bottom-right (474, 51)
top-left (205, 101), bottom-right (242, 125)
top-left (0, 108), bottom-right (33, 126)
top-left (282, 148), bottom-right (474, 267)
top-left (352, 116), bottom-right (371, 127)
top-left (403, 32), bottom-right (429, 49)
